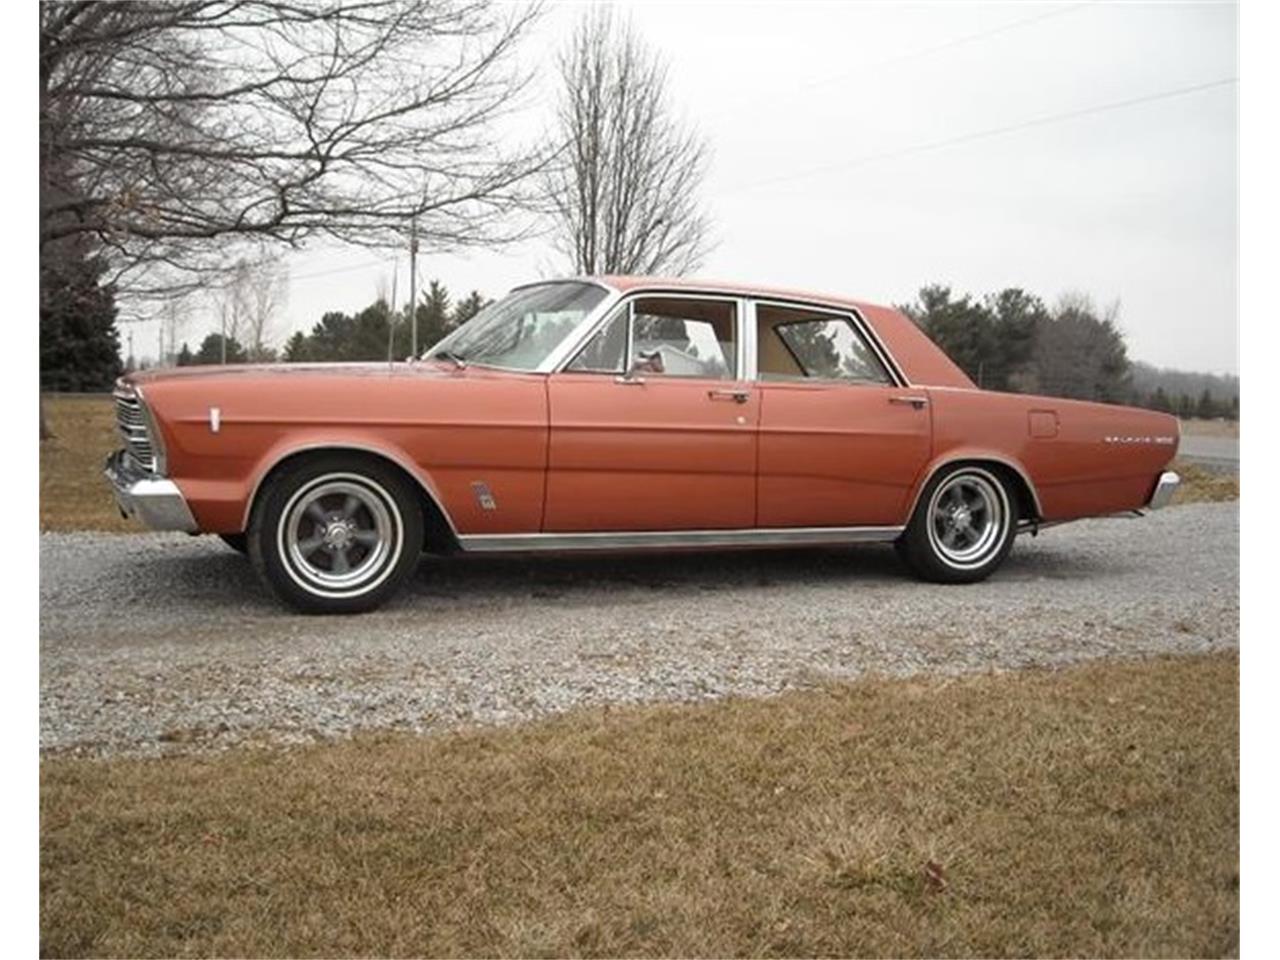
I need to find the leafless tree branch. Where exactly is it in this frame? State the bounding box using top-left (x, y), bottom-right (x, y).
top-left (40, 0), bottom-right (547, 302)
top-left (542, 8), bottom-right (714, 277)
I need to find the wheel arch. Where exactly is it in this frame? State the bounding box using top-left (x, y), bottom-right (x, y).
top-left (242, 442), bottom-right (459, 552)
top-left (906, 453), bottom-right (1043, 525)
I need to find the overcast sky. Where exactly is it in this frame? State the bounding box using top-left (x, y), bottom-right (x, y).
top-left (170, 0), bottom-right (1237, 375)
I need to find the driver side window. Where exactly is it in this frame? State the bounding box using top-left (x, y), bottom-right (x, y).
top-left (567, 297), bottom-right (738, 379)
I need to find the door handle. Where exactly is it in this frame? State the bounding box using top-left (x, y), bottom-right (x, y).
top-left (707, 389), bottom-right (751, 404)
top-left (613, 375), bottom-right (646, 386)
top-left (889, 395), bottom-right (929, 409)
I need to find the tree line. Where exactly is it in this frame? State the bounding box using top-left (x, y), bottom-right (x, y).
top-left (167, 281), bottom-right (489, 368)
top-left (898, 285), bottom-right (1238, 420)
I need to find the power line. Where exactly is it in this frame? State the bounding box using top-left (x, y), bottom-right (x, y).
top-left (792, 3), bottom-right (1086, 95)
top-left (726, 76), bottom-right (1237, 195)
top-left (288, 255), bottom-right (396, 283)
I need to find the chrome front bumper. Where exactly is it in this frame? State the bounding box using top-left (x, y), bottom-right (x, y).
top-left (1146, 470), bottom-right (1181, 510)
top-left (104, 450), bottom-right (199, 532)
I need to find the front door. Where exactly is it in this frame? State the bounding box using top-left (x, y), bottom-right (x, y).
top-left (544, 295), bottom-right (758, 531)
top-left (753, 302), bottom-right (932, 527)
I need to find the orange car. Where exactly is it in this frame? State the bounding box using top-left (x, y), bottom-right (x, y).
top-left (106, 277), bottom-right (1180, 613)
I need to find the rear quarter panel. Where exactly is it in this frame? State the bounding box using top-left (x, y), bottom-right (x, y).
top-left (924, 387), bottom-right (1180, 522)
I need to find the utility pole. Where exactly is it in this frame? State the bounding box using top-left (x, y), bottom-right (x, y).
top-left (387, 260), bottom-right (399, 363)
top-left (157, 324), bottom-right (164, 367)
top-left (409, 215), bottom-right (419, 358)
top-left (220, 302), bottom-right (227, 364)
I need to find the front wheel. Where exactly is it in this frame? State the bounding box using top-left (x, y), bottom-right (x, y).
top-left (895, 465), bottom-right (1016, 584)
top-left (248, 455), bottom-right (424, 613)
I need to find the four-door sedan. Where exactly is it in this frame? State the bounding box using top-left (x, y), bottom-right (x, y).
top-left (106, 277), bottom-right (1180, 613)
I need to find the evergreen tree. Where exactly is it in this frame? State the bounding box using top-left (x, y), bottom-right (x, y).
top-left (306, 311), bottom-right (357, 361)
top-left (349, 300), bottom-right (394, 360)
top-left (417, 280), bottom-right (453, 350)
top-left (39, 246), bottom-right (123, 391)
top-left (194, 333), bottom-right (247, 364)
top-left (452, 290), bottom-right (489, 327)
top-left (283, 286), bottom-right (490, 363)
top-left (1195, 387), bottom-right (1217, 419)
top-left (176, 342), bottom-right (194, 366)
top-left (283, 331), bottom-right (310, 362)
top-left (899, 286), bottom-right (997, 387)
top-left (983, 288), bottom-right (1046, 392)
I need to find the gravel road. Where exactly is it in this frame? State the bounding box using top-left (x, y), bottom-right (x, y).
top-left (40, 501), bottom-right (1239, 757)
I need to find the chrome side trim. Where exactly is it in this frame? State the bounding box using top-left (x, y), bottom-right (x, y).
top-left (104, 450), bottom-right (198, 532)
top-left (1145, 471), bottom-right (1180, 510)
top-left (904, 455), bottom-right (1045, 524)
top-left (240, 442), bottom-right (461, 536)
top-left (456, 525), bottom-right (905, 553)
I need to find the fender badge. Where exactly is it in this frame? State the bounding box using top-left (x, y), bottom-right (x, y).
top-left (471, 481), bottom-right (497, 511)
top-left (1103, 435), bottom-right (1175, 445)
top-left (209, 406), bottom-right (221, 434)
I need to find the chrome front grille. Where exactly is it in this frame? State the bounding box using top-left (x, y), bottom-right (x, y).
top-left (114, 388), bottom-right (156, 473)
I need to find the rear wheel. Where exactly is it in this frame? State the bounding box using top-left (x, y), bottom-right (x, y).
top-left (896, 465), bottom-right (1016, 583)
top-left (248, 454), bottom-right (424, 613)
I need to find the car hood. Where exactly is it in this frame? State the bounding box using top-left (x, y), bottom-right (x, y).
top-left (124, 361), bottom-right (430, 386)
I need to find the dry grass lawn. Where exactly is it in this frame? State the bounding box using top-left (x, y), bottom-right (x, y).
top-left (1171, 460), bottom-right (1239, 505)
top-left (40, 393), bottom-right (133, 532)
top-left (41, 653), bottom-right (1239, 958)
top-left (39, 394), bottom-right (1237, 534)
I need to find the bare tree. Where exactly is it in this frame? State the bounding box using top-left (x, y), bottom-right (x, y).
top-left (216, 262), bottom-right (251, 362)
top-left (158, 298), bottom-right (189, 366)
top-left (244, 253), bottom-right (289, 360)
top-left (39, 1), bottom-right (546, 304)
top-left (544, 8), bottom-right (714, 277)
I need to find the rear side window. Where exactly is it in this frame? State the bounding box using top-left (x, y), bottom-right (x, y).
top-left (757, 304), bottom-right (891, 384)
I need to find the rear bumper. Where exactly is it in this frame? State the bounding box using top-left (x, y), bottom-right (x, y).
top-left (104, 450), bottom-right (199, 532)
top-left (1146, 470), bottom-right (1181, 510)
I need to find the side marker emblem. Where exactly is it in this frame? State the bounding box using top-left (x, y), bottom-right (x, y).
top-left (209, 406), bottom-right (221, 434)
top-left (471, 481), bottom-right (497, 511)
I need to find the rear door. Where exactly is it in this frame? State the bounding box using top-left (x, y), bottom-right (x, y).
top-left (753, 301), bottom-right (932, 527)
top-left (544, 294), bottom-right (759, 531)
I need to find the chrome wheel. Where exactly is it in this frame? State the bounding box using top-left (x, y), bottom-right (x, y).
top-left (277, 473), bottom-right (403, 598)
top-left (926, 470), bottom-right (1008, 569)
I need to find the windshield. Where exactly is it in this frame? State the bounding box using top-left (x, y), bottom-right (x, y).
top-left (425, 281), bottom-right (609, 371)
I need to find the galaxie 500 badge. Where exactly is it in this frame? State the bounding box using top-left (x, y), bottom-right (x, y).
top-left (1104, 435), bottom-right (1177, 445)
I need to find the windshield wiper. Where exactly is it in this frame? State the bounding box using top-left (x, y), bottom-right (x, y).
top-left (432, 349), bottom-right (468, 369)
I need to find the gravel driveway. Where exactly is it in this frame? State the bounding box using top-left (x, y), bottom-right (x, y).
top-left (40, 501), bottom-right (1239, 757)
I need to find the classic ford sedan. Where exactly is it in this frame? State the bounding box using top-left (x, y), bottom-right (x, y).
top-left (106, 277), bottom-right (1180, 613)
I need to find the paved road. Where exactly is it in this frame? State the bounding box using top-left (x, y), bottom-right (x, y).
top-left (40, 502), bottom-right (1239, 757)
top-left (1180, 434), bottom-right (1239, 470)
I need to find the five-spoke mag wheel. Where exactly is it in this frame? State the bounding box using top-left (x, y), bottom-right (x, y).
top-left (248, 455), bottom-right (424, 613)
top-left (897, 464), bottom-right (1017, 583)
